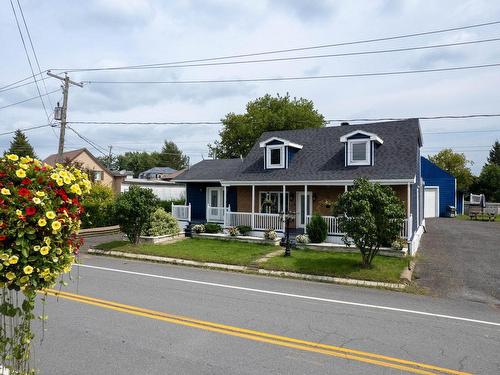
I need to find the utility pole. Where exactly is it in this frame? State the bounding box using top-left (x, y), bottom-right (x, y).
top-left (47, 71), bottom-right (83, 162)
top-left (107, 145), bottom-right (113, 169)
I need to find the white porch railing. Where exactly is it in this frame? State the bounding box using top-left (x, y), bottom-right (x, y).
top-left (253, 213), bottom-right (282, 231)
top-left (172, 203), bottom-right (191, 221)
top-left (305, 215), bottom-right (343, 235)
top-left (206, 205), bottom-right (225, 223)
top-left (401, 214), bottom-right (413, 240)
top-left (225, 211), bottom-right (252, 227)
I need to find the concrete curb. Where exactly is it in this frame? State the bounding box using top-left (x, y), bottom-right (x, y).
top-left (88, 248), bottom-right (405, 290)
top-left (399, 261), bottom-right (416, 284)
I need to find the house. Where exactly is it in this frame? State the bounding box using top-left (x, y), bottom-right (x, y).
top-left (173, 119), bottom-right (426, 254)
top-left (138, 167), bottom-right (180, 180)
top-left (43, 148), bottom-right (126, 194)
top-left (421, 157), bottom-right (459, 217)
top-left (121, 177), bottom-right (186, 201)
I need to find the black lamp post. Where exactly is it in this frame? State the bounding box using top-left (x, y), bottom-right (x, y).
top-left (280, 211), bottom-right (295, 256)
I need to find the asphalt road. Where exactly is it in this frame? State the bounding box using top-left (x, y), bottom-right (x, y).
top-left (33, 255), bottom-right (500, 374)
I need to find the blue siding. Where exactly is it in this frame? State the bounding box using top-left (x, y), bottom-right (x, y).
top-left (227, 187), bottom-right (237, 211)
top-left (421, 157), bottom-right (456, 217)
top-left (186, 183), bottom-right (236, 222)
top-left (288, 147), bottom-right (299, 165)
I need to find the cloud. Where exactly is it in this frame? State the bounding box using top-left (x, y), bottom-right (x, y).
top-left (271, 0), bottom-right (335, 21)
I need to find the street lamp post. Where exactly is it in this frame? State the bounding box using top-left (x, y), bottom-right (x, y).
top-left (280, 211), bottom-right (295, 256)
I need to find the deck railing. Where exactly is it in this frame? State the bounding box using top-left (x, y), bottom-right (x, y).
top-left (172, 203), bottom-right (191, 221)
top-left (253, 213), bottom-right (283, 231)
top-left (206, 205), bottom-right (226, 223)
top-left (225, 211), bottom-right (252, 227)
top-left (401, 214), bottom-right (412, 240)
top-left (305, 215), bottom-right (342, 235)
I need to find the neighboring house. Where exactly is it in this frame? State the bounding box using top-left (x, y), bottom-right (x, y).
top-left (174, 119), bottom-right (426, 254)
top-left (43, 148), bottom-right (126, 194)
top-left (121, 177), bottom-right (186, 201)
top-left (138, 167), bottom-right (178, 180)
top-left (421, 157), bottom-right (460, 217)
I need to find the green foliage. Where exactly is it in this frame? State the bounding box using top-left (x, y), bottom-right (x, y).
top-left (81, 183), bottom-right (116, 228)
top-left (333, 178), bottom-right (406, 267)
top-left (204, 222), bottom-right (222, 233)
top-left (428, 149), bottom-right (474, 192)
top-left (227, 226), bottom-right (240, 236)
top-left (7, 130), bottom-right (36, 158)
top-left (474, 163), bottom-right (500, 202)
top-left (115, 186), bottom-right (160, 244)
top-left (306, 214), bottom-right (327, 243)
top-left (143, 208), bottom-right (180, 236)
top-left (158, 141), bottom-right (189, 170)
top-left (209, 93), bottom-right (325, 159)
top-left (158, 198), bottom-right (186, 213)
top-left (236, 225), bottom-right (252, 235)
top-left (487, 140), bottom-right (500, 165)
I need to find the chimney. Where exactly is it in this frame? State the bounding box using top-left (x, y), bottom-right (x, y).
top-left (340, 122), bottom-right (349, 126)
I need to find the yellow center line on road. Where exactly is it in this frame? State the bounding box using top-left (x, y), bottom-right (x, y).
top-left (42, 289), bottom-right (472, 375)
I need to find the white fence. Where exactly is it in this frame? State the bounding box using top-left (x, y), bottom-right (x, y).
top-left (400, 215), bottom-right (412, 240)
top-left (225, 211), bottom-right (252, 227)
top-left (206, 205), bottom-right (226, 223)
top-left (172, 204), bottom-right (191, 221)
top-left (253, 213), bottom-right (283, 231)
top-left (305, 215), bottom-right (342, 235)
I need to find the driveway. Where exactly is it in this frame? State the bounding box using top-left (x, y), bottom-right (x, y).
top-left (415, 218), bottom-right (500, 305)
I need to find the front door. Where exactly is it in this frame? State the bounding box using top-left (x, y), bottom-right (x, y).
top-left (207, 187), bottom-right (224, 222)
top-left (296, 192), bottom-right (313, 228)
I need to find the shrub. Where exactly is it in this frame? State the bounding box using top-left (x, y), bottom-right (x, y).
top-left (236, 225), bottom-right (251, 236)
top-left (158, 198), bottom-right (186, 213)
top-left (264, 229), bottom-right (278, 240)
top-left (191, 224), bottom-right (205, 233)
top-left (295, 234), bottom-right (310, 244)
top-left (81, 183), bottom-right (116, 228)
top-left (227, 226), bottom-right (240, 236)
top-left (204, 222), bottom-right (222, 233)
top-left (143, 208), bottom-right (180, 236)
top-left (115, 186), bottom-right (160, 244)
top-left (306, 214), bottom-right (327, 243)
top-left (391, 237), bottom-right (408, 251)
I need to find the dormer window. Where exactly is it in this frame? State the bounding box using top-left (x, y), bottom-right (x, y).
top-left (259, 136), bottom-right (303, 170)
top-left (340, 130), bottom-right (383, 167)
top-left (267, 145), bottom-right (285, 169)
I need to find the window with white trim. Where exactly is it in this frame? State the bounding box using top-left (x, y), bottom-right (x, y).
top-left (93, 170), bottom-right (103, 181)
top-left (347, 140), bottom-right (370, 166)
top-left (266, 145), bottom-right (285, 169)
top-left (260, 192), bottom-right (289, 213)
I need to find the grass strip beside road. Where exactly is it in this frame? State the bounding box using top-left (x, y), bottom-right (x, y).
top-left (43, 288), bottom-right (471, 375)
top-left (95, 238), bottom-right (275, 266)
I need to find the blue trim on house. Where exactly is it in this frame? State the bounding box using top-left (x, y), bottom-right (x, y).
top-left (421, 157), bottom-right (456, 217)
top-left (186, 182), bottom-right (221, 222)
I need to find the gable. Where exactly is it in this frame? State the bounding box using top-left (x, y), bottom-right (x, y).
top-left (421, 157), bottom-right (455, 179)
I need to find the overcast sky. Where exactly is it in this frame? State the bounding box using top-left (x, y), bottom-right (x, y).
top-left (1, 0), bottom-right (500, 174)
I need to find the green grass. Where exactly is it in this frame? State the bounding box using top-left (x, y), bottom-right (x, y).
top-left (94, 238), bottom-right (275, 266)
top-left (262, 249), bottom-right (407, 283)
top-left (455, 214), bottom-right (499, 222)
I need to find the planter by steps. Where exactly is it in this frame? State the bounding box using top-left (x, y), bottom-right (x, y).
top-left (139, 232), bottom-right (185, 244)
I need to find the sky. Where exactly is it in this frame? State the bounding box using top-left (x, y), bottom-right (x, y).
top-left (1, 0), bottom-right (500, 174)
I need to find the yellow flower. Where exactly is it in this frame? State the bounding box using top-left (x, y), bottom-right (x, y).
top-left (40, 246), bottom-right (49, 255)
top-left (46, 211), bottom-right (56, 219)
top-left (51, 221), bottom-right (62, 231)
top-left (38, 218), bottom-right (47, 227)
top-left (23, 265), bottom-right (33, 274)
top-left (33, 159), bottom-right (42, 167)
top-left (33, 245), bottom-right (40, 252)
top-left (16, 209), bottom-right (23, 216)
top-left (44, 237), bottom-right (51, 245)
top-left (70, 184), bottom-right (82, 195)
top-left (19, 276), bottom-right (29, 284)
top-left (1, 188), bottom-right (11, 195)
top-left (50, 173), bottom-right (59, 180)
top-left (19, 163), bottom-right (29, 170)
top-left (56, 248), bottom-right (62, 255)
top-left (56, 178), bottom-right (64, 186)
top-left (63, 264), bottom-right (72, 273)
top-left (32, 197), bottom-right (41, 204)
top-left (6, 154), bottom-right (19, 161)
top-left (6, 272), bottom-right (16, 281)
top-left (8, 255), bottom-right (18, 264)
top-left (36, 191), bottom-right (45, 197)
top-left (16, 169), bottom-right (26, 178)
top-left (0, 254), bottom-right (8, 261)
top-left (63, 176), bottom-right (72, 184)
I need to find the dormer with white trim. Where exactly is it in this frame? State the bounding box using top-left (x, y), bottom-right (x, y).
top-left (259, 137), bottom-right (303, 170)
top-left (339, 130), bottom-right (383, 167)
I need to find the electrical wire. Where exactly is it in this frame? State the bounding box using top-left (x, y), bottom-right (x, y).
top-left (0, 88), bottom-right (60, 110)
top-left (49, 20), bottom-right (500, 72)
top-left (66, 126), bottom-right (109, 156)
top-left (83, 62), bottom-right (500, 85)
top-left (0, 76), bottom-right (50, 94)
top-left (0, 124), bottom-right (53, 136)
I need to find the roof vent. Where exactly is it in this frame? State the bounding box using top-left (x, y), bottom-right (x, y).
top-left (340, 122), bottom-right (350, 126)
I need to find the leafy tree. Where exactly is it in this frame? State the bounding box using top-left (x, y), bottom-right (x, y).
top-left (428, 149), bottom-right (474, 192)
top-left (115, 186), bottom-right (160, 244)
top-left (97, 154), bottom-right (119, 170)
top-left (81, 183), bottom-right (116, 228)
top-left (306, 214), bottom-right (328, 243)
top-left (474, 164), bottom-right (500, 202)
top-left (116, 151), bottom-right (161, 177)
top-left (333, 178), bottom-right (406, 268)
top-left (209, 93), bottom-right (325, 159)
top-left (7, 130), bottom-right (37, 158)
top-left (487, 140), bottom-right (500, 165)
top-left (158, 141), bottom-right (189, 170)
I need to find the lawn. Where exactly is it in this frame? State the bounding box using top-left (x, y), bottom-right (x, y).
top-left (94, 238), bottom-right (276, 266)
top-left (262, 249), bottom-right (407, 283)
top-left (455, 214), bottom-right (499, 222)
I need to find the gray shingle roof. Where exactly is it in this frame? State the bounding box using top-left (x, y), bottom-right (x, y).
top-left (175, 119), bottom-right (422, 182)
top-left (140, 167), bottom-right (177, 175)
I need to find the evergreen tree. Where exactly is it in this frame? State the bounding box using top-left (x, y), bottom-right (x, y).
top-left (7, 130), bottom-right (37, 158)
top-left (487, 140), bottom-right (500, 165)
top-left (158, 141), bottom-right (189, 170)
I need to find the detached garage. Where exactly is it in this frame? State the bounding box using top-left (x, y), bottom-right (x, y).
top-left (421, 157), bottom-right (457, 217)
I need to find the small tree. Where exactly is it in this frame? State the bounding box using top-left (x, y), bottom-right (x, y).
top-left (115, 186), bottom-right (159, 244)
top-left (81, 183), bottom-right (116, 228)
top-left (7, 129), bottom-right (37, 158)
top-left (143, 208), bottom-right (180, 236)
top-left (334, 178), bottom-right (406, 267)
top-left (487, 140), bottom-right (500, 166)
top-left (306, 213), bottom-right (327, 243)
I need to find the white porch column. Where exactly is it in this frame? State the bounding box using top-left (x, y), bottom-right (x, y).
top-left (223, 185), bottom-right (227, 228)
top-left (251, 185), bottom-right (255, 230)
top-left (345, 185), bottom-right (348, 192)
top-left (304, 185), bottom-right (308, 234)
top-left (282, 185), bottom-right (286, 233)
top-left (407, 182), bottom-right (411, 217)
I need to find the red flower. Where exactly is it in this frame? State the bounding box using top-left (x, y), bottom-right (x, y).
top-left (0, 235), bottom-right (6, 241)
top-left (21, 178), bottom-right (32, 185)
top-left (18, 187), bottom-right (30, 197)
top-left (25, 206), bottom-right (36, 216)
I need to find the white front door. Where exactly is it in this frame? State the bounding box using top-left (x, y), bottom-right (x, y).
top-left (424, 187), bottom-right (439, 218)
top-left (207, 187), bottom-right (224, 222)
top-left (296, 192), bottom-right (313, 228)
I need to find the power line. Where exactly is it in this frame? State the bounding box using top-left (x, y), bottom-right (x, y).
top-left (44, 37), bottom-right (500, 73)
top-left (66, 125), bottom-right (108, 156)
top-left (0, 76), bottom-right (50, 93)
top-left (0, 124), bottom-right (52, 136)
top-left (0, 71), bottom-right (45, 92)
top-left (50, 20), bottom-right (500, 72)
top-left (0, 88), bottom-right (60, 110)
top-left (83, 62), bottom-right (500, 85)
